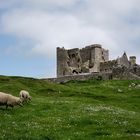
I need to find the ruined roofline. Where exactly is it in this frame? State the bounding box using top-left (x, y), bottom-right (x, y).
top-left (57, 47), bottom-right (80, 52)
top-left (102, 48), bottom-right (109, 52)
top-left (57, 47), bottom-right (65, 50)
top-left (130, 56), bottom-right (136, 59)
top-left (85, 44), bottom-right (102, 49)
top-left (67, 48), bottom-right (79, 52)
top-left (57, 44), bottom-right (103, 51)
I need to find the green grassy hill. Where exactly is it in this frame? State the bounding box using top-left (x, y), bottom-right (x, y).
top-left (0, 75), bottom-right (139, 140)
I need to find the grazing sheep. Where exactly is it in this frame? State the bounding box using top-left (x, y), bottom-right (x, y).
top-left (19, 90), bottom-right (31, 103)
top-left (0, 92), bottom-right (23, 109)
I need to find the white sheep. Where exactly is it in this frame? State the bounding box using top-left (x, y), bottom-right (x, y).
top-left (19, 90), bottom-right (31, 103)
top-left (0, 92), bottom-right (23, 109)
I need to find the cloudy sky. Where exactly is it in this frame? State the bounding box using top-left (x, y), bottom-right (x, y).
top-left (0, 0), bottom-right (140, 78)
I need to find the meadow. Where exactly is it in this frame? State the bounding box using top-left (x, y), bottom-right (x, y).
top-left (0, 75), bottom-right (139, 140)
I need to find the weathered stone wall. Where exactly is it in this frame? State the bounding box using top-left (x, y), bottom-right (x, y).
top-left (67, 48), bottom-right (82, 68)
top-left (57, 44), bottom-right (109, 77)
top-left (45, 69), bottom-right (140, 83)
top-left (100, 60), bottom-right (118, 72)
top-left (46, 72), bottom-right (112, 83)
top-left (57, 47), bottom-right (70, 77)
top-left (130, 65), bottom-right (140, 77)
top-left (80, 46), bottom-right (91, 63)
top-left (56, 44), bottom-right (139, 79)
top-left (92, 47), bottom-right (102, 72)
top-left (102, 49), bottom-right (109, 62)
top-left (117, 53), bottom-right (130, 68)
top-left (100, 52), bottom-right (132, 73)
top-left (112, 66), bottom-right (140, 80)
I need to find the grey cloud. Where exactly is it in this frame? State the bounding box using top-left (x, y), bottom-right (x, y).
top-left (0, 0), bottom-right (140, 63)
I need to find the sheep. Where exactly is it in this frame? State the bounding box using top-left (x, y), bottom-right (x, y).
top-left (0, 92), bottom-right (23, 109)
top-left (19, 90), bottom-right (31, 103)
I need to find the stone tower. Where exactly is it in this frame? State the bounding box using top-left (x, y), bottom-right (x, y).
top-left (57, 47), bottom-right (70, 77)
top-left (88, 44), bottom-right (109, 72)
top-left (129, 56), bottom-right (136, 66)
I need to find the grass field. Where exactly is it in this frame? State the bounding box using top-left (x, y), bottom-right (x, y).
top-left (0, 75), bottom-right (140, 140)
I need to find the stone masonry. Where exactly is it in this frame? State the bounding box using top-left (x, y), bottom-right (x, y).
top-left (57, 44), bottom-right (109, 77)
top-left (55, 44), bottom-right (140, 82)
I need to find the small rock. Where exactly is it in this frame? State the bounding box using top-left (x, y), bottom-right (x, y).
top-left (135, 84), bottom-right (140, 88)
top-left (131, 83), bottom-right (136, 87)
top-left (117, 89), bottom-right (123, 93)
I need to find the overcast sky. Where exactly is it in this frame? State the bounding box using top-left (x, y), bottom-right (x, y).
top-left (0, 0), bottom-right (140, 78)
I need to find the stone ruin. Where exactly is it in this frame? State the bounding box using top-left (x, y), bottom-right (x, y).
top-left (57, 44), bottom-right (109, 77)
top-left (55, 44), bottom-right (140, 82)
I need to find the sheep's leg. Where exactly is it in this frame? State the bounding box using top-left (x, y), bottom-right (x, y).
top-left (6, 105), bottom-right (8, 110)
top-left (19, 103), bottom-right (23, 107)
top-left (9, 105), bottom-right (14, 109)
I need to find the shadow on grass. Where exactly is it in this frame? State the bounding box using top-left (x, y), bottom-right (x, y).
top-left (126, 128), bottom-right (140, 134)
top-left (91, 131), bottom-right (111, 137)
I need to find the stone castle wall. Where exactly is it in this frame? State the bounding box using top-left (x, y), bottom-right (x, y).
top-left (57, 44), bottom-right (109, 77)
top-left (46, 72), bottom-right (113, 83)
top-left (100, 60), bottom-right (118, 72)
top-left (45, 66), bottom-right (140, 83)
top-left (130, 65), bottom-right (140, 77)
top-left (56, 43), bottom-right (140, 81)
top-left (112, 66), bottom-right (140, 80)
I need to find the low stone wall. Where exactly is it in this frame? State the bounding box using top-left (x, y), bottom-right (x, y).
top-left (44, 72), bottom-right (112, 83)
top-left (43, 67), bottom-right (140, 83)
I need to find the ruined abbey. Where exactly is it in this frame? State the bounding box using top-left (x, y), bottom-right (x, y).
top-left (57, 44), bottom-right (109, 77)
top-left (55, 44), bottom-right (140, 82)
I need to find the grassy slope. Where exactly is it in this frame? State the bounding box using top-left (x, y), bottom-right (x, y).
top-left (0, 76), bottom-right (139, 140)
